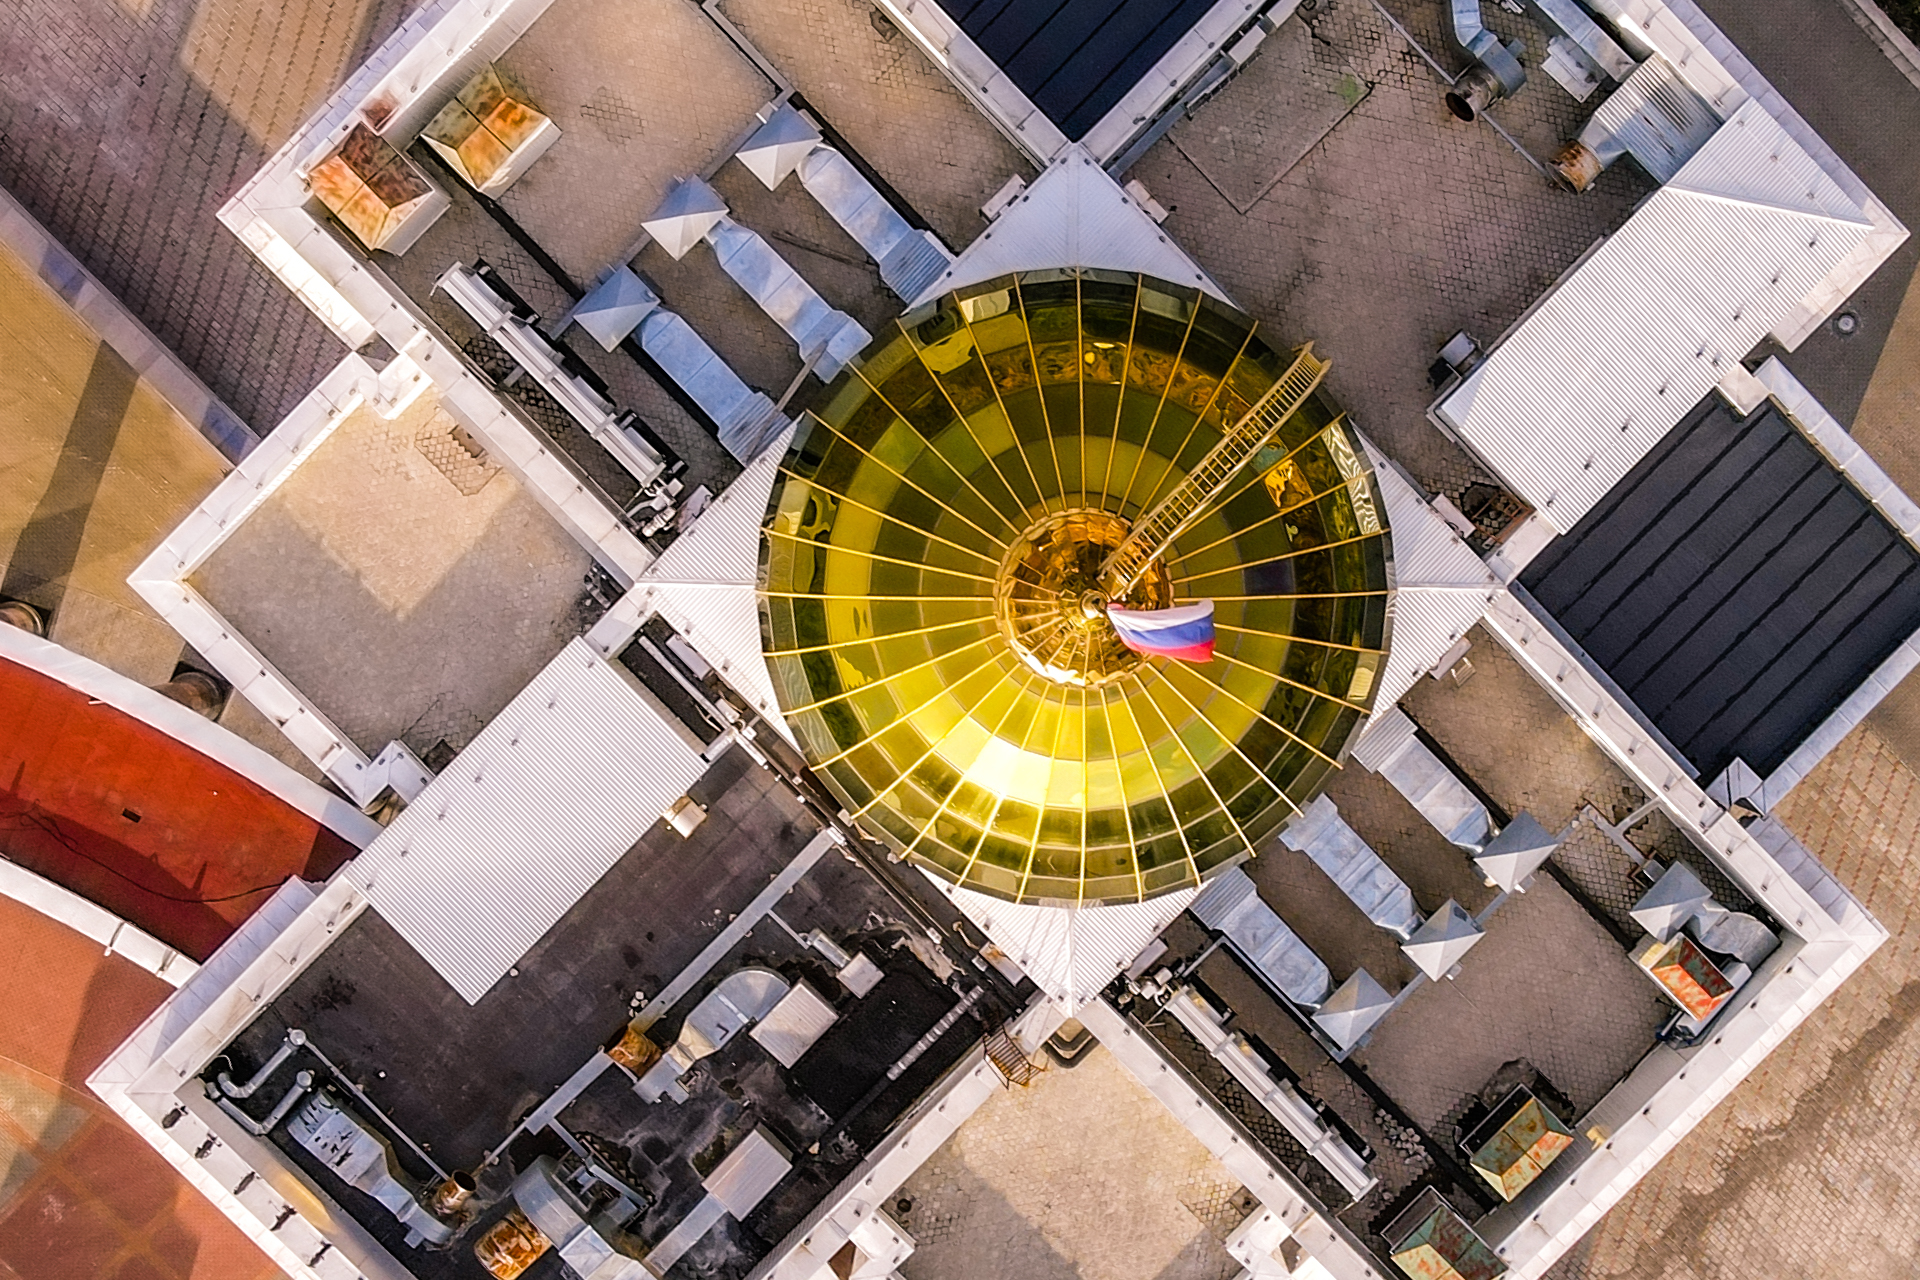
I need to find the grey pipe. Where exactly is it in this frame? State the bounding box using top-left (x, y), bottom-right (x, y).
top-left (212, 1070), bottom-right (315, 1136)
top-left (217, 1030), bottom-right (307, 1098)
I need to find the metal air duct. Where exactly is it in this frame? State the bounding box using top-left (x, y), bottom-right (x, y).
top-left (287, 1090), bottom-right (456, 1248)
top-left (1551, 54), bottom-right (1722, 190)
top-left (208, 1070), bottom-right (315, 1136)
top-left (1446, 0), bottom-right (1527, 120)
top-left (216, 1030), bottom-right (307, 1098)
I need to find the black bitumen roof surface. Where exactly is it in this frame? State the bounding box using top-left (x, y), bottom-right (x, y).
top-left (1520, 395), bottom-right (1920, 781)
top-left (934, 0), bottom-right (1218, 138)
top-left (230, 749), bottom-right (816, 1170)
top-left (214, 745), bottom-right (990, 1280)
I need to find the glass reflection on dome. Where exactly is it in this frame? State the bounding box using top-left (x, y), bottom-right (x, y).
top-left (760, 269), bottom-right (1392, 904)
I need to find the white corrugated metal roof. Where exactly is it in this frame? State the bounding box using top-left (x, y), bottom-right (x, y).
top-left (346, 637), bottom-right (710, 1002)
top-left (640, 423), bottom-right (796, 744)
top-left (1366, 442), bottom-right (1499, 710)
top-left (912, 143), bottom-right (1228, 307)
top-left (935, 873), bottom-right (1196, 1010)
top-left (1435, 99), bottom-right (1873, 533)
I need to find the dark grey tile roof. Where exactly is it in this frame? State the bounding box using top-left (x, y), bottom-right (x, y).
top-left (1521, 395), bottom-right (1920, 780)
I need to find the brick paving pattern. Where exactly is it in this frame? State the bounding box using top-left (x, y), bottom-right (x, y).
top-left (193, 389), bottom-right (595, 760)
top-left (896, 1044), bottom-right (1244, 1280)
top-left (0, 0), bottom-right (420, 432)
top-left (1129, 0), bottom-right (1653, 503)
top-left (718, 0), bottom-right (1036, 249)
top-left (1550, 724), bottom-right (1920, 1280)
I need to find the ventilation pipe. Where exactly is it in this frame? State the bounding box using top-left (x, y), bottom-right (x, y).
top-left (1446, 0), bottom-right (1527, 120)
top-left (217, 1030), bottom-right (307, 1098)
top-left (286, 1090), bottom-right (457, 1247)
top-left (209, 1070), bottom-right (315, 1136)
top-left (0, 600), bottom-right (45, 635)
top-left (1549, 55), bottom-right (1722, 190)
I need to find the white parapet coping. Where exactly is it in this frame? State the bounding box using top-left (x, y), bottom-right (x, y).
top-left (0, 856), bottom-right (197, 987)
top-left (1476, 584), bottom-right (1887, 1276)
top-left (149, 0), bottom-right (667, 798)
top-left (1586, 0), bottom-right (1907, 348)
top-left (1481, 589), bottom-right (1879, 945)
top-left (1164, 985), bottom-right (1377, 1200)
top-left (870, 0), bottom-right (1070, 166)
top-left (748, 1040), bottom-right (1008, 1280)
top-left (86, 876), bottom-right (404, 1280)
top-left (1479, 928), bottom-right (1876, 1276)
top-left (1740, 357), bottom-right (1920, 810)
top-left (213, 0), bottom-right (654, 575)
top-left (0, 623), bottom-right (381, 849)
top-left (125, 352), bottom-right (438, 808)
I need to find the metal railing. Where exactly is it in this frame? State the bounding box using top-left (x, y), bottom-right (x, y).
top-left (1100, 345), bottom-right (1327, 596)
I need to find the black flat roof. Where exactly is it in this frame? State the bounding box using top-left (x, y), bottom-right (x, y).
top-left (936, 0), bottom-right (1218, 139)
top-left (1520, 395), bottom-right (1920, 781)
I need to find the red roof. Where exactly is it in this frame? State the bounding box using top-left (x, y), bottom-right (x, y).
top-left (0, 656), bottom-right (354, 960)
top-left (0, 895), bottom-right (281, 1280)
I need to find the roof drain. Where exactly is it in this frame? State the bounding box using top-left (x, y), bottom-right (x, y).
top-left (1446, 0), bottom-right (1528, 121)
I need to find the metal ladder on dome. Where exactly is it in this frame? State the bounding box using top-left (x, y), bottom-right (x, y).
top-left (1100, 344), bottom-right (1329, 598)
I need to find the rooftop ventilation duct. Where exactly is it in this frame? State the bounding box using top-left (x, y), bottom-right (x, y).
top-left (1446, 0), bottom-right (1528, 121)
top-left (635, 966), bottom-right (790, 1103)
top-left (1551, 54), bottom-right (1723, 190)
top-left (286, 1090), bottom-right (457, 1247)
top-left (1525, 0), bottom-right (1635, 99)
top-left (509, 1155), bottom-right (650, 1280)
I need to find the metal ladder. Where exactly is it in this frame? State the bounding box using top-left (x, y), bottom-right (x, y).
top-left (1100, 345), bottom-right (1328, 597)
top-left (983, 1024), bottom-right (1041, 1087)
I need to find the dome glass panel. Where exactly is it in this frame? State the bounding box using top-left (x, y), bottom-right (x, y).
top-left (760, 270), bottom-right (1393, 904)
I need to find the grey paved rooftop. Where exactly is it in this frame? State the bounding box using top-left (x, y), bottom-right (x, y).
top-left (7, 0), bottom-right (1920, 1276)
top-left (192, 387), bottom-right (595, 760)
top-left (1129, 0), bottom-right (1655, 505)
top-left (896, 1043), bottom-right (1248, 1280)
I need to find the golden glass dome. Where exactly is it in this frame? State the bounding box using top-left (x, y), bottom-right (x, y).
top-left (760, 269), bottom-right (1392, 904)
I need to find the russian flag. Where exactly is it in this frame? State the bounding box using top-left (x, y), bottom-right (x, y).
top-left (1108, 600), bottom-right (1215, 662)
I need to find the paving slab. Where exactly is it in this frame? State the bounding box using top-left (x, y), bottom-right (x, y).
top-left (1126, 0), bottom-right (1653, 504)
top-left (896, 1044), bottom-right (1246, 1280)
top-left (718, 0), bottom-right (1036, 249)
top-left (193, 389), bottom-right (595, 760)
top-left (0, 0), bottom-right (418, 430)
top-left (1170, 16), bottom-right (1373, 214)
top-left (1551, 723), bottom-right (1920, 1280)
top-left (1353, 873), bottom-right (1669, 1134)
top-left (494, 0), bottom-right (776, 285)
top-left (1401, 624), bottom-right (1643, 835)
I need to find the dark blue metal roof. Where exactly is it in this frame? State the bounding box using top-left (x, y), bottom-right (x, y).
top-left (1520, 395), bottom-right (1920, 781)
top-left (937, 0), bottom-right (1220, 139)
